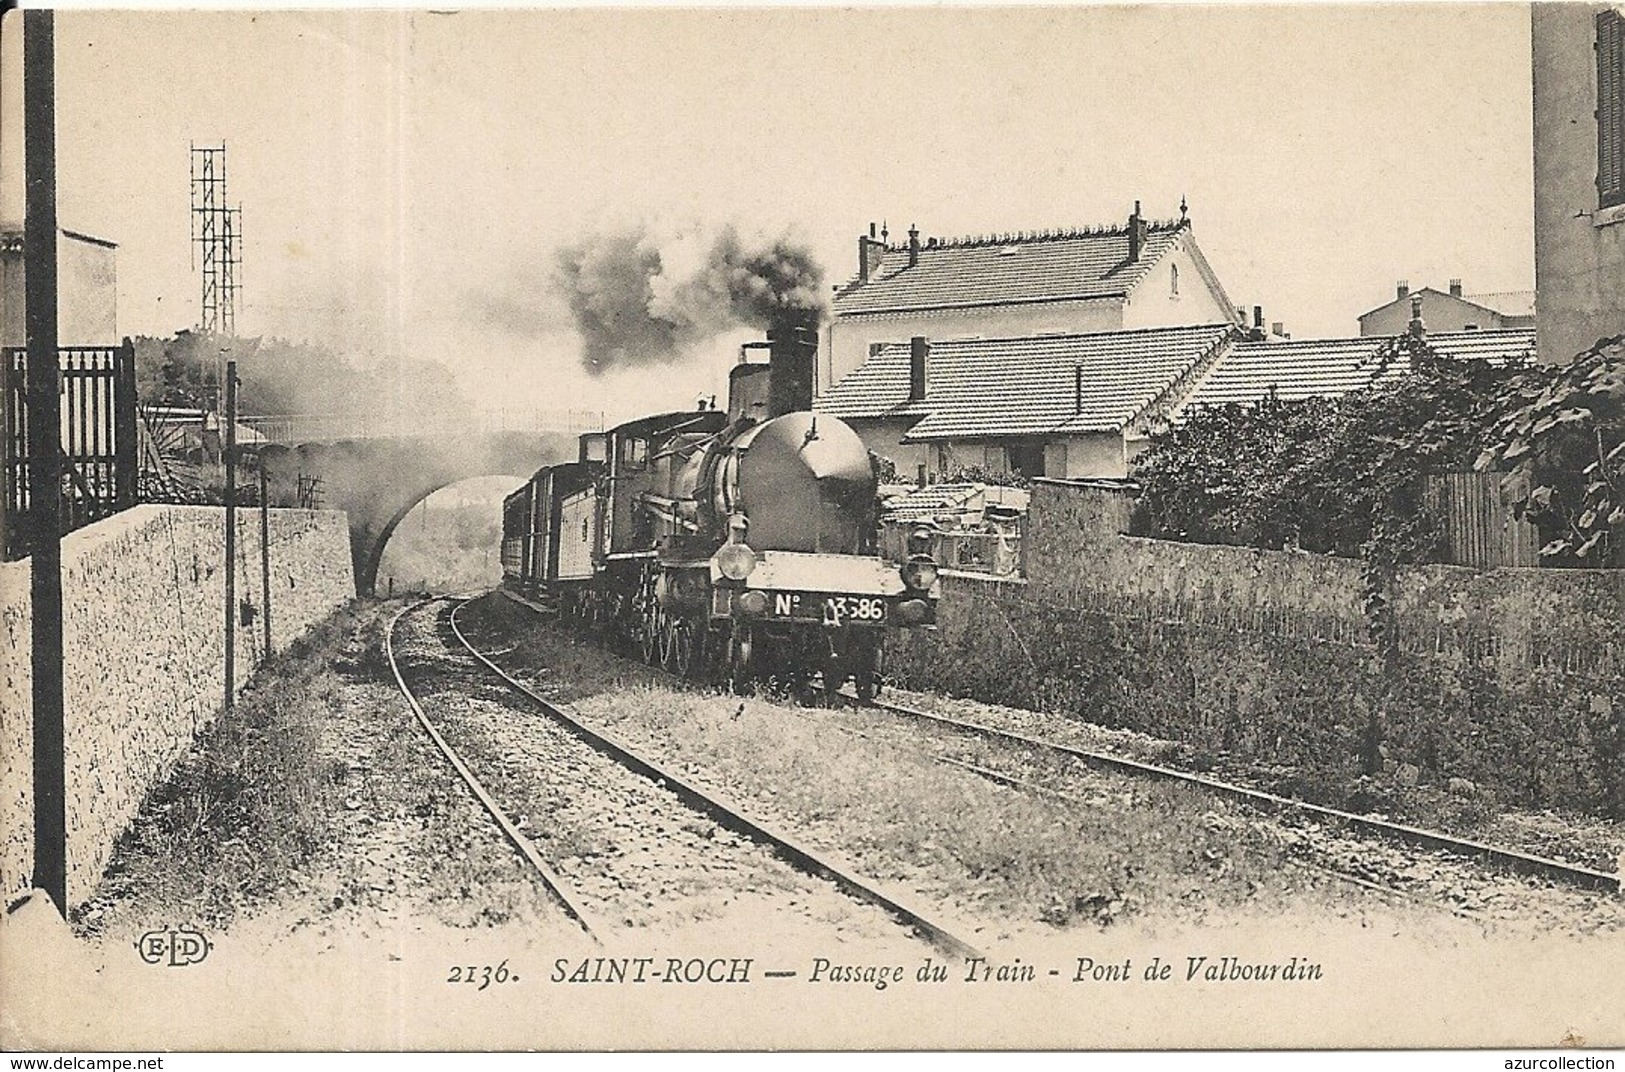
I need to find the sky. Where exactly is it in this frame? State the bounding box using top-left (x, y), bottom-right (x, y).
top-left (0, 4), bottom-right (1537, 421)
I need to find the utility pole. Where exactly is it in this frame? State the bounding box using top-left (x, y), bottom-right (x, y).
top-left (260, 460), bottom-right (271, 659)
top-left (24, 10), bottom-right (66, 913)
top-left (224, 359), bottom-right (237, 710)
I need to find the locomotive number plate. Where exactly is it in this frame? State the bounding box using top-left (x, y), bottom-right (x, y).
top-left (769, 591), bottom-right (887, 625)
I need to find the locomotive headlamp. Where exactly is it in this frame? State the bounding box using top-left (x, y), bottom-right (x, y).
top-left (907, 526), bottom-right (935, 556)
top-left (900, 555), bottom-right (939, 592)
top-left (738, 590), bottom-right (770, 617)
top-left (715, 541), bottom-right (758, 581)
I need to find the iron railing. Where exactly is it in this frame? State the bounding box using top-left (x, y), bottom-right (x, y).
top-left (237, 407), bottom-right (605, 445)
top-left (2, 341), bottom-right (138, 560)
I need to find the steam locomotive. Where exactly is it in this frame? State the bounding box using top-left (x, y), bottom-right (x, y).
top-left (501, 320), bottom-right (940, 697)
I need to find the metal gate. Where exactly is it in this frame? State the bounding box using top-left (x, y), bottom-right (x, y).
top-left (2, 341), bottom-right (139, 559)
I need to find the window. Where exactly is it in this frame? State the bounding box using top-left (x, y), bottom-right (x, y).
top-left (619, 436), bottom-right (648, 469)
top-left (1006, 443), bottom-right (1046, 478)
top-left (1170, 263), bottom-right (1180, 296)
top-left (1600, 9), bottom-right (1624, 209)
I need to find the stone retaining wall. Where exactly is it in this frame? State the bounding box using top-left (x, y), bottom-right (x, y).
top-left (0, 506), bottom-right (354, 904)
top-left (889, 480), bottom-right (1625, 814)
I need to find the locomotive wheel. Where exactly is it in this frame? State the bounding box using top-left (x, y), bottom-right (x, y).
top-left (671, 619), bottom-right (696, 678)
top-left (658, 613), bottom-right (684, 674)
top-left (640, 606), bottom-right (660, 666)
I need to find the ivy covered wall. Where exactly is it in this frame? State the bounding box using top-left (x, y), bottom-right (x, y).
top-left (887, 479), bottom-right (1625, 815)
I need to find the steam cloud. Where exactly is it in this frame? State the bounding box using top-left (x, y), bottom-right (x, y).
top-left (550, 224), bottom-right (826, 376)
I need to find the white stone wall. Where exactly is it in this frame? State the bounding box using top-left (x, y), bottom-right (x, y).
top-left (0, 505), bottom-right (354, 905)
top-left (1532, 4), bottom-right (1625, 365)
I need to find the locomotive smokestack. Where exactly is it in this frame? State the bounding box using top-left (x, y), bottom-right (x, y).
top-left (767, 313), bottom-right (818, 418)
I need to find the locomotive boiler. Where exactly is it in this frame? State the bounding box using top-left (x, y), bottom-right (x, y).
top-left (502, 319), bottom-right (940, 697)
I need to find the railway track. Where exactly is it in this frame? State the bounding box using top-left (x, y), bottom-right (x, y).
top-left (850, 694), bottom-right (1622, 897)
top-left (488, 589), bottom-right (1620, 907)
top-left (385, 600), bottom-right (600, 936)
top-left (386, 597), bottom-right (982, 957)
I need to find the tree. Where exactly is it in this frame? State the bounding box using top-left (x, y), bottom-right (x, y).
top-left (1133, 336), bottom-right (1521, 566)
top-left (1477, 334), bottom-right (1625, 565)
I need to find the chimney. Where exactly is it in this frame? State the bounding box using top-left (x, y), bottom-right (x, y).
top-left (1253, 305), bottom-right (1264, 330)
top-left (1128, 200), bottom-right (1146, 262)
top-left (907, 224), bottom-right (921, 268)
top-left (1408, 295), bottom-right (1426, 340)
top-left (908, 336), bottom-right (929, 402)
top-left (1449, 278), bottom-right (1463, 298)
top-left (1271, 321), bottom-right (1285, 338)
top-left (1397, 280), bottom-right (1410, 300)
top-left (858, 222), bottom-right (886, 283)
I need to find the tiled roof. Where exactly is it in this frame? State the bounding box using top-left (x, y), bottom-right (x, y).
top-left (833, 220), bottom-right (1190, 316)
top-left (816, 323), bottom-right (1237, 441)
top-left (1173, 328), bottom-right (1537, 417)
top-left (880, 483), bottom-right (982, 523)
top-left (1359, 286), bottom-right (1536, 323)
top-left (1467, 290), bottom-right (1536, 319)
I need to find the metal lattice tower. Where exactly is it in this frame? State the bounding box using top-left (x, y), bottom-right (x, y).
top-left (189, 142), bottom-right (243, 335)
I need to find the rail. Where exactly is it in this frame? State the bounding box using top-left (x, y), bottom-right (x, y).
top-left (857, 695), bottom-right (1621, 895)
top-left (385, 600), bottom-right (602, 937)
top-left (452, 596), bottom-right (983, 958)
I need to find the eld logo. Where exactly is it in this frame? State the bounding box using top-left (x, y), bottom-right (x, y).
top-left (135, 927), bottom-right (211, 967)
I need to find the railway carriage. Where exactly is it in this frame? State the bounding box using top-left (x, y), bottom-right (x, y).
top-left (502, 320), bottom-right (940, 697)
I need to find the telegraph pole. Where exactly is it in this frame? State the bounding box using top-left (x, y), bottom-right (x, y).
top-left (24, 9), bottom-right (66, 913)
top-left (260, 460), bottom-right (271, 659)
top-left (224, 359), bottom-right (237, 710)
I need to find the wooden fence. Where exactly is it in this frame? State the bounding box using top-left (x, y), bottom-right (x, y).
top-left (1423, 470), bottom-right (1541, 569)
top-left (1, 341), bottom-right (139, 559)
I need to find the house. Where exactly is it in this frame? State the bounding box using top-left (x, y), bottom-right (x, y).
top-left (1171, 325), bottom-right (1538, 417)
top-left (1531, 5), bottom-right (1625, 364)
top-left (816, 322), bottom-right (1238, 480)
top-left (823, 202), bottom-right (1242, 393)
top-left (0, 227), bottom-right (118, 347)
top-left (1357, 280), bottom-right (1535, 336)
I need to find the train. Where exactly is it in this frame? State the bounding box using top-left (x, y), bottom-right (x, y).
top-left (501, 319), bottom-right (941, 698)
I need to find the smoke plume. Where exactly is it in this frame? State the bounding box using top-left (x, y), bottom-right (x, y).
top-left (550, 224), bottom-right (826, 377)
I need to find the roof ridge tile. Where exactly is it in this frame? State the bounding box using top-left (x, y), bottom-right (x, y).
top-left (888, 216), bottom-right (1189, 252)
